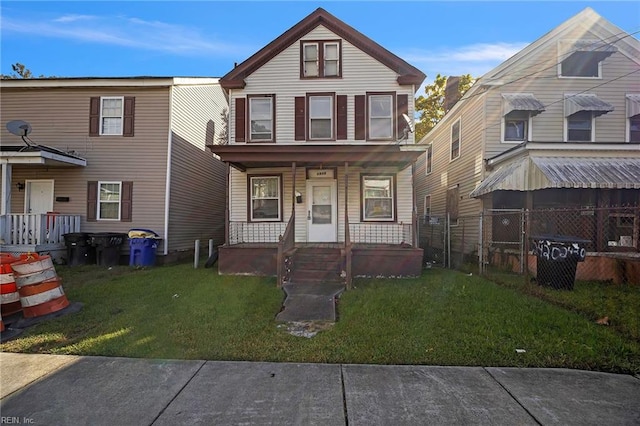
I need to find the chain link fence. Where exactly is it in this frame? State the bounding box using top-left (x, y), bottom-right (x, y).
top-left (419, 206), bottom-right (640, 286)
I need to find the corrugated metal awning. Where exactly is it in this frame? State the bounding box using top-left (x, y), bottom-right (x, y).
top-left (627, 94), bottom-right (640, 118)
top-left (565, 94), bottom-right (614, 117)
top-left (470, 157), bottom-right (640, 197)
top-left (502, 94), bottom-right (546, 116)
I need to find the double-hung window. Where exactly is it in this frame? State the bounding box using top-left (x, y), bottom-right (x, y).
top-left (425, 144), bottom-right (433, 175)
top-left (101, 97), bottom-right (124, 135)
top-left (451, 119), bottom-right (461, 160)
top-left (368, 94), bottom-right (394, 140)
top-left (567, 111), bottom-right (593, 141)
top-left (630, 116), bottom-right (640, 143)
top-left (248, 95), bottom-right (274, 142)
top-left (308, 94), bottom-right (333, 140)
top-left (301, 40), bottom-right (341, 78)
top-left (362, 175), bottom-right (395, 221)
top-left (504, 111), bottom-right (529, 142)
top-left (250, 176), bottom-right (281, 221)
top-left (627, 95), bottom-right (640, 142)
top-left (98, 181), bottom-right (121, 220)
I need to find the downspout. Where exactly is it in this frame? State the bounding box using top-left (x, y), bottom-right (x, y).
top-left (162, 85), bottom-right (175, 255)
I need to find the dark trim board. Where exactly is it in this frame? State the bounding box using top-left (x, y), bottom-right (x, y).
top-left (218, 245), bottom-right (279, 276)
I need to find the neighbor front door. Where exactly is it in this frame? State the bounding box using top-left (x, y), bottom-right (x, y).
top-left (26, 180), bottom-right (54, 214)
top-left (307, 180), bottom-right (337, 242)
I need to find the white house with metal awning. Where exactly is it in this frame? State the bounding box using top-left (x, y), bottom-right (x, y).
top-left (414, 7), bottom-right (640, 265)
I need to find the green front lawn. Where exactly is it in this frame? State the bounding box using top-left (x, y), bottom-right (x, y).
top-left (2, 264), bottom-right (638, 374)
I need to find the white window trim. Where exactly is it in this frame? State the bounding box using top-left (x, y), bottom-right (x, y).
top-left (564, 95), bottom-right (595, 142)
top-left (501, 113), bottom-right (532, 143)
top-left (627, 94), bottom-right (640, 143)
top-left (425, 143), bottom-right (433, 175)
top-left (302, 42), bottom-right (319, 77)
top-left (97, 181), bottom-right (122, 221)
top-left (323, 42), bottom-right (340, 77)
top-left (100, 96), bottom-right (124, 136)
top-left (557, 40), bottom-right (604, 79)
top-left (362, 175), bottom-right (395, 222)
top-left (450, 118), bottom-right (461, 161)
top-left (250, 176), bottom-right (281, 222)
top-left (248, 96), bottom-right (273, 142)
top-left (308, 94), bottom-right (334, 140)
top-left (423, 195), bottom-right (431, 221)
top-left (368, 94), bottom-right (394, 140)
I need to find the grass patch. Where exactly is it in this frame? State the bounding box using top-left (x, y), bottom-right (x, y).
top-left (2, 264), bottom-right (638, 374)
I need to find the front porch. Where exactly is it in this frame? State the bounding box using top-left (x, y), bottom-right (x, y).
top-left (0, 213), bottom-right (81, 261)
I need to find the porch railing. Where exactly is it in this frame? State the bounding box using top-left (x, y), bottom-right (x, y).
top-left (0, 213), bottom-right (81, 245)
top-left (349, 222), bottom-right (413, 245)
top-left (228, 221), bottom-right (287, 244)
top-left (277, 215), bottom-right (296, 288)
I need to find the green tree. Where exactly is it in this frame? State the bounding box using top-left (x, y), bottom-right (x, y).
top-left (216, 107), bottom-right (229, 145)
top-left (414, 74), bottom-right (474, 141)
top-left (1, 63), bottom-right (52, 79)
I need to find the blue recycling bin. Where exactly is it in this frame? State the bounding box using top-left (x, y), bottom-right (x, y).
top-left (128, 229), bottom-right (160, 267)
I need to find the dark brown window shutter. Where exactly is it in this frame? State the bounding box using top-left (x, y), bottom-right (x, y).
top-left (336, 95), bottom-right (347, 140)
top-left (89, 97), bottom-right (100, 136)
top-left (354, 95), bottom-right (365, 140)
top-left (87, 181), bottom-right (97, 222)
top-left (235, 98), bottom-right (246, 142)
top-left (397, 94), bottom-right (408, 140)
top-left (123, 97), bottom-right (135, 137)
top-left (294, 96), bottom-right (306, 141)
top-left (121, 181), bottom-right (133, 222)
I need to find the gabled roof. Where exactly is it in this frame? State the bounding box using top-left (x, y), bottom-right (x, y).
top-left (219, 8), bottom-right (425, 89)
top-left (419, 7), bottom-right (640, 143)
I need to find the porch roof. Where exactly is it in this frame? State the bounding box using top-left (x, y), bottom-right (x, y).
top-left (470, 156), bottom-right (640, 197)
top-left (207, 143), bottom-right (426, 171)
top-left (0, 145), bottom-right (87, 167)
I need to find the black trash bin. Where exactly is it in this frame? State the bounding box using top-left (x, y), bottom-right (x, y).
top-left (63, 232), bottom-right (96, 266)
top-left (531, 235), bottom-right (590, 290)
top-left (90, 233), bottom-right (128, 267)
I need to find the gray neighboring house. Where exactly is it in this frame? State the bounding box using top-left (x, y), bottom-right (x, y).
top-left (1, 77), bottom-right (228, 263)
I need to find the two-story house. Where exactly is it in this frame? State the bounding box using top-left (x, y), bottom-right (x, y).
top-left (415, 8), bottom-right (640, 280)
top-left (208, 8), bottom-right (427, 286)
top-left (1, 77), bottom-right (228, 263)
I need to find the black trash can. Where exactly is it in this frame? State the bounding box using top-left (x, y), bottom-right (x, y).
top-left (531, 235), bottom-right (590, 290)
top-left (63, 232), bottom-right (96, 266)
top-left (90, 233), bottom-right (128, 267)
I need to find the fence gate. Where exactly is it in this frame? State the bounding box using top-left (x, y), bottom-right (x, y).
top-left (480, 209), bottom-right (525, 275)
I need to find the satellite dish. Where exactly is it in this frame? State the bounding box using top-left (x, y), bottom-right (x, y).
top-left (6, 120), bottom-right (32, 137)
top-left (402, 114), bottom-right (415, 134)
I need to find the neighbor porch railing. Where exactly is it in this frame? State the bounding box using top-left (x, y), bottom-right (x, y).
top-left (349, 222), bottom-right (413, 245)
top-left (228, 221), bottom-right (287, 244)
top-left (0, 213), bottom-right (81, 245)
top-left (343, 213), bottom-right (352, 290)
top-left (276, 215), bottom-right (296, 288)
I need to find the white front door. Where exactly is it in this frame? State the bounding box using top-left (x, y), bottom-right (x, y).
top-left (26, 180), bottom-right (54, 214)
top-left (307, 180), bottom-right (337, 242)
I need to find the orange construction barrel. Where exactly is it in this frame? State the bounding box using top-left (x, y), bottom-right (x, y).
top-left (0, 254), bottom-right (21, 316)
top-left (11, 254), bottom-right (69, 318)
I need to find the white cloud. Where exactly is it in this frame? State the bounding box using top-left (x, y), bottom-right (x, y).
top-left (1, 12), bottom-right (253, 57)
top-left (402, 41), bottom-right (530, 90)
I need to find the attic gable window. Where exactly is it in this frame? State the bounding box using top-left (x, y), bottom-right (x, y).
top-left (301, 40), bottom-right (341, 78)
top-left (558, 40), bottom-right (617, 78)
top-left (450, 119), bottom-right (461, 160)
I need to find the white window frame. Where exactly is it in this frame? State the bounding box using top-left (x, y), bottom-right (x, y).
top-left (249, 96), bottom-right (273, 142)
top-left (368, 94), bottom-right (394, 140)
top-left (627, 94), bottom-right (640, 143)
top-left (565, 110), bottom-right (595, 142)
top-left (250, 176), bottom-right (281, 222)
top-left (97, 181), bottom-right (122, 221)
top-left (323, 42), bottom-right (340, 77)
top-left (557, 40), bottom-right (604, 79)
top-left (362, 175), bottom-right (395, 222)
top-left (100, 96), bottom-right (124, 136)
top-left (425, 144), bottom-right (433, 175)
top-left (308, 95), bottom-right (334, 140)
top-left (450, 118), bottom-right (461, 161)
top-left (502, 111), bottom-right (531, 143)
top-left (302, 42), bottom-right (319, 77)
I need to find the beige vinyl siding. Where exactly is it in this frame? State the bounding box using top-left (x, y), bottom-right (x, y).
top-left (168, 83), bottom-right (228, 252)
top-left (229, 25), bottom-right (415, 144)
top-left (229, 165), bottom-right (415, 243)
top-left (1, 87), bottom-right (171, 239)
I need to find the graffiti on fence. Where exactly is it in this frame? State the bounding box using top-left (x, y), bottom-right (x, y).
top-left (531, 239), bottom-right (586, 262)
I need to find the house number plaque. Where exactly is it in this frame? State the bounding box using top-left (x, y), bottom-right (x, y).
top-left (308, 169), bottom-right (335, 179)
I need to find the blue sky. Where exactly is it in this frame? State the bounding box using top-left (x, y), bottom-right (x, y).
top-left (1, 1), bottom-right (638, 92)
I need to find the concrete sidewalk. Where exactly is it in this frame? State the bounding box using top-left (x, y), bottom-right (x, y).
top-left (1, 353), bottom-right (639, 425)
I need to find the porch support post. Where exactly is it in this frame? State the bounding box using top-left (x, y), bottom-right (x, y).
top-left (225, 162), bottom-right (230, 245)
top-left (291, 162), bottom-right (296, 218)
top-left (344, 161), bottom-right (352, 290)
top-left (1, 163), bottom-right (11, 215)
